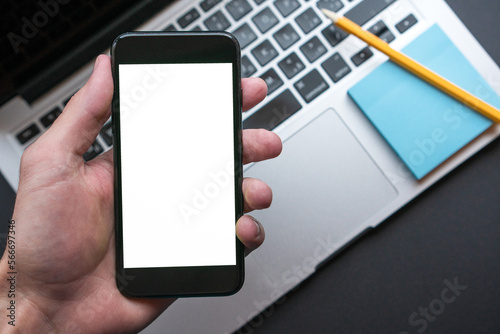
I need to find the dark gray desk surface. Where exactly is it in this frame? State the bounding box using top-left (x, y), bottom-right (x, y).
top-left (0, 0), bottom-right (499, 333)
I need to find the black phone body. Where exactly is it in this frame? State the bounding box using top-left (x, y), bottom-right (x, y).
top-left (111, 32), bottom-right (244, 297)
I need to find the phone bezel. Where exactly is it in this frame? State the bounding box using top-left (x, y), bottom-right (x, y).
top-left (111, 32), bottom-right (244, 297)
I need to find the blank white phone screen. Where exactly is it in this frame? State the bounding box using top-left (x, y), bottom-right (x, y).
top-left (119, 63), bottom-right (236, 268)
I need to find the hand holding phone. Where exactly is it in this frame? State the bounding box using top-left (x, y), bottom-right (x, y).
top-left (112, 32), bottom-right (244, 297)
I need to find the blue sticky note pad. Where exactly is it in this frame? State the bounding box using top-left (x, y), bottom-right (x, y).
top-left (348, 25), bottom-right (500, 179)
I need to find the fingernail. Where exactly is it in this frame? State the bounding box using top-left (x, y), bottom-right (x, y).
top-left (251, 217), bottom-right (261, 238)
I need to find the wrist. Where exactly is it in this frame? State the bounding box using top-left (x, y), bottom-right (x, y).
top-left (0, 259), bottom-right (56, 333)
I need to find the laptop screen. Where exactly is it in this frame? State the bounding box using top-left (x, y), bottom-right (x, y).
top-left (0, 0), bottom-right (174, 106)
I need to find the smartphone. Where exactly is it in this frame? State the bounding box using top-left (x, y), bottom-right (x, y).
top-left (111, 32), bottom-right (244, 297)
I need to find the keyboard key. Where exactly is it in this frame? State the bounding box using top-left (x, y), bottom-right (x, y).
top-left (226, 0), bottom-right (253, 21)
top-left (233, 23), bottom-right (258, 49)
top-left (351, 47), bottom-right (373, 66)
top-left (322, 24), bottom-right (348, 47)
top-left (100, 122), bottom-right (113, 146)
top-left (317, 0), bottom-right (344, 12)
top-left (204, 10), bottom-right (231, 30)
top-left (321, 53), bottom-right (351, 83)
top-left (241, 56), bottom-right (257, 77)
top-left (163, 24), bottom-right (177, 31)
top-left (260, 68), bottom-right (284, 95)
top-left (16, 123), bottom-right (40, 145)
top-left (396, 14), bottom-right (418, 34)
top-left (243, 89), bottom-right (302, 130)
top-left (252, 8), bottom-right (279, 33)
top-left (278, 52), bottom-right (305, 79)
top-left (178, 8), bottom-right (200, 28)
top-left (40, 107), bottom-right (62, 128)
top-left (295, 8), bottom-right (322, 34)
top-left (251, 40), bottom-right (279, 66)
top-left (83, 141), bottom-right (104, 161)
top-left (368, 20), bottom-right (395, 43)
top-left (191, 26), bottom-right (203, 31)
top-left (345, 0), bottom-right (397, 26)
top-left (300, 36), bottom-right (327, 63)
top-left (273, 24), bottom-right (300, 50)
top-left (200, 0), bottom-right (222, 12)
top-left (274, 0), bottom-right (301, 18)
top-left (294, 69), bottom-right (329, 103)
top-left (254, 0), bottom-right (266, 4)
top-left (368, 20), bottom-right (387, 35)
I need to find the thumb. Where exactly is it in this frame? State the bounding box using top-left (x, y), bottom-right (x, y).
top-left (43, 54), bottom-right (114, 156)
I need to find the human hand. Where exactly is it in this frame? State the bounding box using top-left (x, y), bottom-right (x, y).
top-left (0, 55), bottom-right (281, 333)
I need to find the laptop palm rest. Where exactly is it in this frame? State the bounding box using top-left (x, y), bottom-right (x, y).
top-left (245, 108), bottom-right (397, 288)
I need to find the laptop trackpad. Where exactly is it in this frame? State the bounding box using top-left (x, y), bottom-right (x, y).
top-left (245, 108), bottom-right (397, 287)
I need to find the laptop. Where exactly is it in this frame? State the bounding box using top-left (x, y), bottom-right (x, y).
top-left (0, 0), bottom-right (498, 333)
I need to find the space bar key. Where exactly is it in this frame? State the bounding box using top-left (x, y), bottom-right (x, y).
top-left (243, 89), bottom-right (302, 131)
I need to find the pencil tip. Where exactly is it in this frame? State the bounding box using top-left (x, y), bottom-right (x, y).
top-left (321, 8), bottom-right (340, 23)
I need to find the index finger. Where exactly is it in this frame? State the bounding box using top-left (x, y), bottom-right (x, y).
top-left (242, 78), bottom-right (267, 111)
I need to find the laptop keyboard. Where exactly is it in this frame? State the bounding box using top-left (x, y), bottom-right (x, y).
top-left (12, 0), bottom-right (420, 160)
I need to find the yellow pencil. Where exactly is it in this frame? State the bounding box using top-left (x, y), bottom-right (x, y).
top-left (321, 9), bottom-right (500, 123)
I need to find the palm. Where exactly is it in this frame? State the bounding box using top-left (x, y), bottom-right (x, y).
top-left (15, 147), bottom-right (172, 333)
